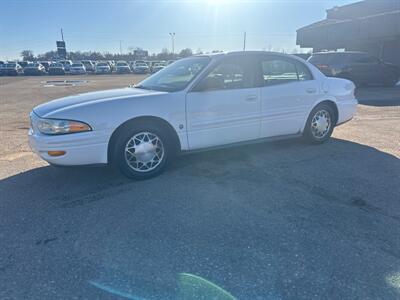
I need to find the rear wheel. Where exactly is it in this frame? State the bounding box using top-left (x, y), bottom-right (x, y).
top-left (303, 103), bottom-right (335, 144)
top-left (113, 123), bottom-right (171, 179)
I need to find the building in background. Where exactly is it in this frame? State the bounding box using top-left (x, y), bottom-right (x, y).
top-left (296, 0), bottom-right (400, 66)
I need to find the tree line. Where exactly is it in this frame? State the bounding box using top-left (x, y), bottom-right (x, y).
top-left (20, 48), bottom-right (223, 62)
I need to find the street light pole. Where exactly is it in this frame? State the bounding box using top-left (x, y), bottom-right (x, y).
top-left (169, 32), bottom-right (175, 55)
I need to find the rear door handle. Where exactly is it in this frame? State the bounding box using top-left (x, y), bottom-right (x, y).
top-left (245, 95), bottom-right (258, 102)
top-left (306, 88), bottom-right (317, 94)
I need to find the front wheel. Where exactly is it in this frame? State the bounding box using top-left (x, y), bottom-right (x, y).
top-left (303, 103), bottom-right (335, 144)
top-left (113, 124), bottom-right (171, 180)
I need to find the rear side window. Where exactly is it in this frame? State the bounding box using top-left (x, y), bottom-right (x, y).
top-left (308, 53), bottom-right (350, 65)
top-left (261, 57), bottom-right (312, 86)
top-left (351, 54), bottom-right (379, 64)
top-left (296, 62), bottom-right (313, 81)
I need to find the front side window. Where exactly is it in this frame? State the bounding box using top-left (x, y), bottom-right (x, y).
top-left (194, 57), bottom-right (256, 91)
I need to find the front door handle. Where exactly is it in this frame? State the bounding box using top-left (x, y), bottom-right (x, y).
top-left (245, 95), bottom-right (258, 102)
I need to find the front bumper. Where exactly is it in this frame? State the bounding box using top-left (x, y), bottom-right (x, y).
top-left (28, 128), bottom-right (109, 166)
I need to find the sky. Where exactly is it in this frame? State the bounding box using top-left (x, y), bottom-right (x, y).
top-left (0, 0), bottom-right (357, 60)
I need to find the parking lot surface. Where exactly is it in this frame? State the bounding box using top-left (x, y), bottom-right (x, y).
top-left (0, 75), bottom-right (399, 299)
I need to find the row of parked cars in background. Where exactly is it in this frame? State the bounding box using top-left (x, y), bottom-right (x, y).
top-left (0, 59), bottom-right (174, 76)
top-left (1, 51), bottom-right (399, 87)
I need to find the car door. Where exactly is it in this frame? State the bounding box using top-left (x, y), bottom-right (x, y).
top-left (259, 55), bottom-right (319, 138)
top-left (186, 55), bottom-right (261, 149)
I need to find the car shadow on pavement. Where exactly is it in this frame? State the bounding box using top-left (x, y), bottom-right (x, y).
top-left (0, 138), bottom-right (399, 299)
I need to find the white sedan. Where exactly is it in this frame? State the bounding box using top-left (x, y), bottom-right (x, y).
top-left (29, 51), bottom-right (357, 179)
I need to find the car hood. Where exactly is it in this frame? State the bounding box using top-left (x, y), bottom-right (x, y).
top-left (34, 87), bottom-right (162, 118)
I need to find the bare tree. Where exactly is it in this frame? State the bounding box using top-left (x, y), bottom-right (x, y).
top-left (179, 48), bottom-right (193, 58)
top-left (20, 50), bottom-right (35, 61)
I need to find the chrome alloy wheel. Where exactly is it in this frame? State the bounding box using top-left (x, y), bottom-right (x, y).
top-left (124, 132), bottom-right (164, 172)
top-left (311, 109), bottom-right (331, 139)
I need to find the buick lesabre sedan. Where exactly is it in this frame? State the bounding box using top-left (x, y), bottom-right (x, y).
top-left (29, 51), bottom-right (357, 179)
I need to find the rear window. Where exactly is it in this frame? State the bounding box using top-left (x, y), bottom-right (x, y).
top-left (117, 62), bottom-right (128, 66)
top-left (308, 53), bottom-right (351, 65)
top-left (97, 63), bottom-right (108, 67)
top-left (71, 63), bottom-right (83, 67)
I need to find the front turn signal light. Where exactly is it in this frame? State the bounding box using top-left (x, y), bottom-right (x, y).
top-left (47, 151), bottom-right (66, 157)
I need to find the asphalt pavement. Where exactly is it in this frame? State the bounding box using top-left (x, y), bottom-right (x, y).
top-left (0, 75), bottom-right (399, 299)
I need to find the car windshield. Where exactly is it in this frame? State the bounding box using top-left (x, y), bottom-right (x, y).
top-left (117, 62), bottom-right (128, 66)
top-left (71, 63), bottom-right (83, 67)
top-left (135, 56), bottom-right (210, 92)
top-left (27, 63), bottom-right (38, 67)
top-left (136, 63), bottom-right (147, 67)
top-left (5, 63), bottom-right (16, 68)
top-left (50, 63), bottom-right (62, 67)
top-left (97, 63), bottom-right (108, 67)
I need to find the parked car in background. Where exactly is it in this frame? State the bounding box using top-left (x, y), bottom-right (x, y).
top-left (59, 60), bottom-right (73, 72)
top-left (18, 61), bottom-right (29, 69)
top-left (69, 62), bottom-right (87, 75)
top-left (151, 62), bottom-right (166, 73)
top-left (149, 61), bottom-right (160, 72)
top-left (108, 61), bottom-right (116, 72)
top-left (0, 61), bottom-right (4, 76)
top-left (39, 61), bottom-right (51, 72)
top-left (95, 62), bottom-right (112, 74)
top-left (81, 60), bottom-right (95, 73)
top-left (115, 61), bottom-right (131, 74)
top-left (133, 62), bottom-right (149, 74)
top-left (23, 63), bottom-right (46, 75)
top-left (293, 53), bottom-right (311, 61)
top-left (2, 62), bottom-right (24, 76)
top-left (48, 62), bottom-right (66, 75)
top-left (308, 51), bottom-right (400, 87)
top-left (28, 51), bottom-right (357, 179)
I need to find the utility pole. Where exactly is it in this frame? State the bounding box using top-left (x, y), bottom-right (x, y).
top-left (119, 40), bottom-right (123, 55)
top-left (243, 31), bottom-right (246, 51)
top-left (169, 32), bottom-right (175, 55)
top-left (61, 28), bottom-right (64, 42)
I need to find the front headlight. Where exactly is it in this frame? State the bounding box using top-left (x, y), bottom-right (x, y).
top-left (36, 118), bottom-right (92, 135)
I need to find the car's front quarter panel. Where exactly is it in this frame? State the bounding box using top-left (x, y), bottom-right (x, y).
top-left (30, 91), bottom-right (188, 165)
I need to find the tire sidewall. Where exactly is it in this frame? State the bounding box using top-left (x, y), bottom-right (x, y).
top-left (304, 104), bottom-right (335, 144)
top-left (114, 123), bottom-right (171, 180)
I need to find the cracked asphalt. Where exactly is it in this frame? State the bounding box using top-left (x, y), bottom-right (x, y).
top-left (0, 75), bottom-right (399, 299)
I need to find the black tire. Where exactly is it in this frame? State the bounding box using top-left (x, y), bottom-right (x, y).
top-left (113, 122), bottom-right (172, 180)
top-left (303, 103), bottom-right (336, 144)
